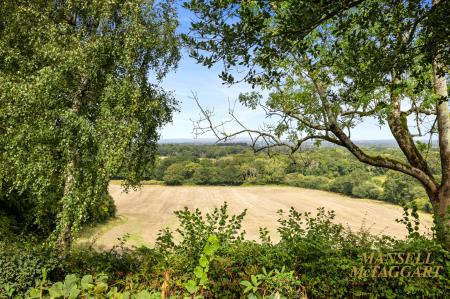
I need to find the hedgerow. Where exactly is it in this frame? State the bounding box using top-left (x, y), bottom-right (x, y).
top-left (1, 203), bottom-right (448, 298)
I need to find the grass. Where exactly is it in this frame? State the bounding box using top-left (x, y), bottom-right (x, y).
top-left (76, 215), bottom-right (127, 244)
top-left (125, 233), bottom-right (147, 247)
top-left (110, 179), bottom-right (163, 186)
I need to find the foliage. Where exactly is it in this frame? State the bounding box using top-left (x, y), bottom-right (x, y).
top-left (182, 0), bottom-right (450, 246)
top-left (2, 271), bottom-right (164, 299)
top-left (351, 181), bottom-right (384, 200)
top-left (158, 143), bottom-right (250, 159)
top-left (4, 203), bottom-right (447, 298)
top-left (284, 173), bottom-right (331, 190)
top-left (84, 193), bottom-right (116, 225)
top-left (240, 267), bottom-right (304, 299)
top-left (183, 235), bottom-right (220, 297)
top-left (383, 171), bottom-right (428, 204)
top-left (163, 163), bottom-right (190, 185)
top-left (0, 239), bottom-right (62, 293)
top-left (156, 202), bottom-right (246, 260)
top-left (132, 145), bottom-right (438, 212)
top-left (0, 0), bottom-right (180, 243)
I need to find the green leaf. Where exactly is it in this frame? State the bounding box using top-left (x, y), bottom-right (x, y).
top-left (240, 281), bottom-right (254, 294)
top-left (184, 279), bottom-right (199, 294)
top-left (199, 255), bottom-right (208, 268)
top-left (199, 272), bottom-right (208, 286)
top-left (28, 288), bottom-right (41, 298)
top-left (240, 281), bottom-right (253, 288)
top-left (95, 282), bottom-right (108, 294)
top-left (48, 282), bottom-right (64, 298)
top-left (132, 290), bottom-right (152, 299)
top-left (81, 275), bottom-right (94, 290)
top-left (68, 288), bottom-right (81, 299)
top-left (96, 273), bottom-right (108, 283)
top-left (194, 266), bottom-right (204, 279)
top-left (203, 235), bottom-right (220, 256)
top-left (250, 275), bottom-right (259, 286)
top-left (64, 274), bottom-right (79, 291)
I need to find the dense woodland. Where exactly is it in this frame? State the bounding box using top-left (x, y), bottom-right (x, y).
top-left (128, 144), bottom-right (437, 212)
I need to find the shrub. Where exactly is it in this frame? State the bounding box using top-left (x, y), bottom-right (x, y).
top-left (84, 193), bottom-right (116, 224)
top-left (192, 166), bottom-right (220, 185)
top-left (0, 239), bottom-right (63, 293)
top-left (218, 166), bottom-right (244, 185)
top-left (9, 203), bottom-right (450, 298)
top-left (9, 271), bottom-right (163, 299)
top-left (352, 181), bottom-right (384, 199)
top-left (240, 267), bottom-right (305, 298)
top-left (163, 163), bottom-right (187, 185)
top-left (155, 202), bottom-right (246, 260)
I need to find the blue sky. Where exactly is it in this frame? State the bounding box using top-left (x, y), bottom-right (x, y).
top-left (158, 54), bottom-right (393, 140)
top-left (158, 4), bottom-right (394, 141)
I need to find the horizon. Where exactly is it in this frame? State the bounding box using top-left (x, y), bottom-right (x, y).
top-left (157, 137), bottom-right (439, 146)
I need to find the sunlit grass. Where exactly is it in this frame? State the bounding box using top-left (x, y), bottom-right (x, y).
top-left (76, 215), bottom-right (127, 243)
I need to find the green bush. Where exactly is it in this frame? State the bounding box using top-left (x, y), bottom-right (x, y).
top-left (240, 267), bottom-right (304, 298)
top-left (5, 271), bottom-right (163, 299)
top-left (156, 202), bottom-right (246, 261)
top-left (163, 163), bottom-right (187, 185)
top-left (218, 166), bottom-right (244, 185)
top-left (6, 203), bottom-right (449, 298)
top-left (85, 193), bottom-right (116, 225)
top-left (352, 180), bottom-right (384, 199)
top-left (0, 212), bottom-right (14, 239)
top-left (0, 239), bottom-right (63, 293)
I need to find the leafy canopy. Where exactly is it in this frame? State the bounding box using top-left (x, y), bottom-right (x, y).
top-left (0, 0), bottom-right (180, 238)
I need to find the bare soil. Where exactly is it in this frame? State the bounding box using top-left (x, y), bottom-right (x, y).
top-left (81, 184), bottom-right (433, 248)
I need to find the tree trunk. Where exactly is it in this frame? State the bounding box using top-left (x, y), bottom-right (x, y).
top-left (432, 0), bottom-right (449, 248)
top-left (435, 91), bottom-right (450, 246)
top-left (431, 187), bottom-right (450, 248)
top-left (58, 156), bottom-right (76, 251)
top-left (57, 75), bottom-right (86, 251)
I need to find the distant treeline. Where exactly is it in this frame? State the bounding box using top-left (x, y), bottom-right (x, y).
top-left (157, 143), bottom-right (252, 158)
top-left (115, 144), bottom-right (441, 212)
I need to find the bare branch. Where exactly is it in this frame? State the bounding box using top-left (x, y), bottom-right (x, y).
top-left (191, 93), bottom-right (340, 155)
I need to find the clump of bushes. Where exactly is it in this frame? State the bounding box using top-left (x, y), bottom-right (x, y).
top-left (0, 239), bottom-right (63, 293)
top-left (84, 193), bottom-right (117, 224)
top-left (352, 181), bottom-right (384, 199)
top-left (2, 203), bottom-right (448, 298)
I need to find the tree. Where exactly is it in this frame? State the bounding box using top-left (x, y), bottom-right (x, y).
top-left (383, 171), bottom-right (427, 204)
top-left (0, 0), bottom-right (179, 249)
top-left (193, 166), bottom-right (220, 185)
top-left (163, 163), bottom-right (187, 185)
top-left (184, 0), bottom-right (449, 245)
top-left (219, 165), bottom-right (244, 185)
